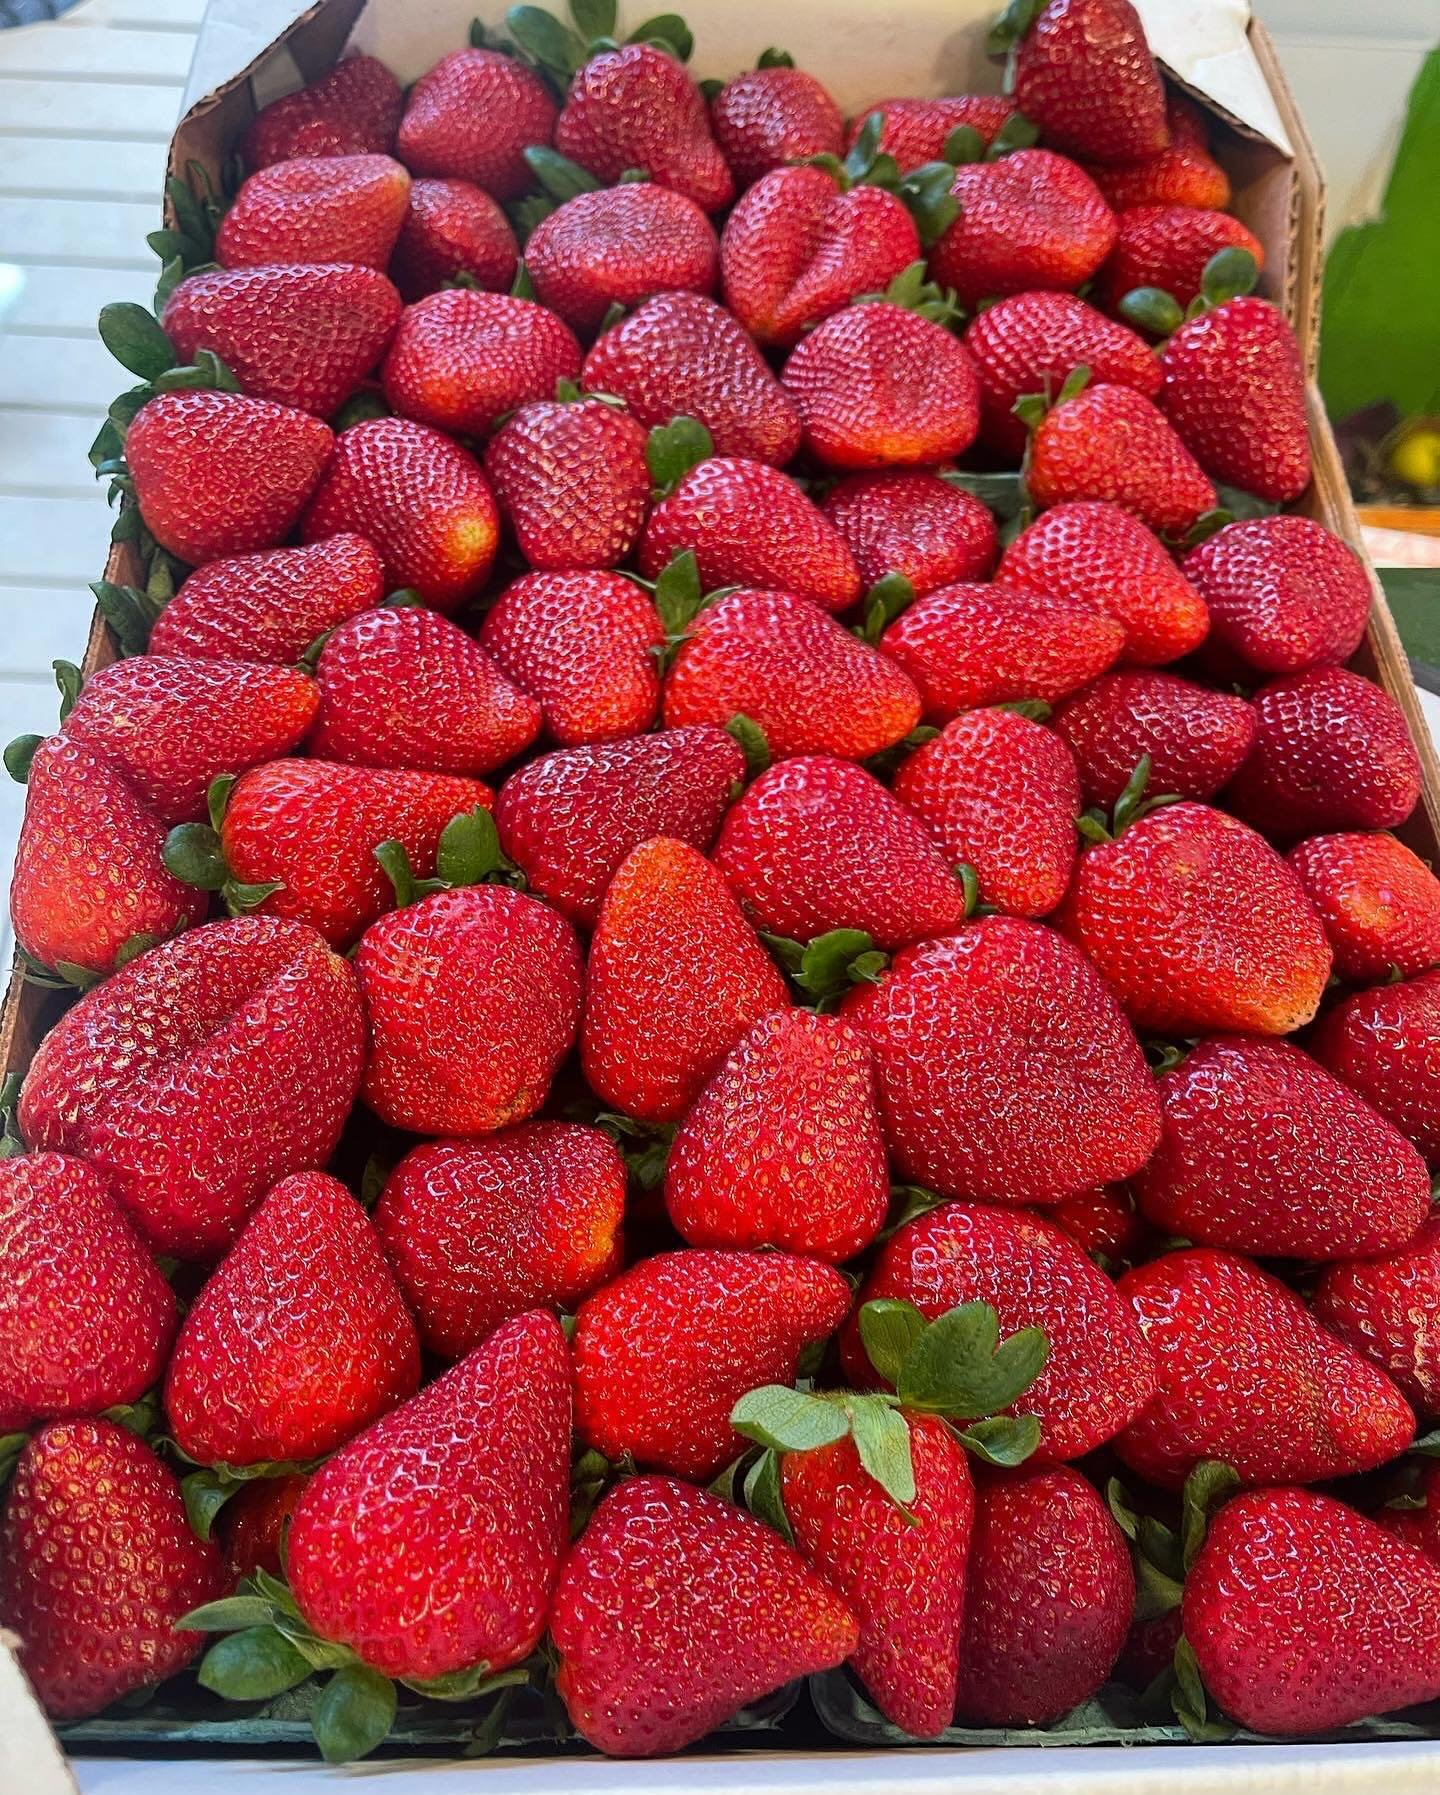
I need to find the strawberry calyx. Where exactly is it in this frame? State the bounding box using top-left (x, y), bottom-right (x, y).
top-left (725, 713), bottom-right (771, 780)
top-left (986, 0), bottom-right (1045, 57)
top-left (1012, 360), bottom-right (1092, 432)
top-left (1119, 246), bottom-right (1262, 342)
top-left (591, 1111), bottom-right (675, 1191)
top-left (375, 805), bottom-right (525, 910)
top-left (0, 1072), bottom-right (23, 1161)
top-left (1075, 754), bottom-right (1183, 845)
top-left (858, 572), bottom-right (918, 645)
top-left (177, 1454), bottom-right (323, 1543)
top-left (645, 416), bottom-right (712, 495)
top-left (763, 927), bottom-right (889, 1010)
top-left (163, 774), bottom-right (283, 916)
top-left (853, 261), bottom-right (965, 326)
top-left (507, 0), bottom-right (694, 87)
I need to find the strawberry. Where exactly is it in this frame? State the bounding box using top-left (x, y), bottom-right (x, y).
top-left (0, 1421), bottom-right (226, 1719)
top-left (0, 1152), bottom-right (176, 1431)
top-left (1223, 667), bottom-right (1422, 841)
top-left (374, 1124), bottom-right (625, 1358)
top-left (997, 501), bottom-right (1210, 665)
top-left (954, 1466), bottom-right (1134, 1725)
top-left (710, 60), bottom-right (844, 187)
top-left (1289, 831), bottom-right (1440, 985)
top-left (161, 263), bottom-right (401, 418)
top-left (841, 919), bottom-right (1161, 1206)
top-left (1097, 205), bottom-right (1265, 314)
top-left (1377, 1462), bottom-right (1440, 1561)
top-left (300, 418), bottom-right (499, 611)
top-left (218, 1472), bottom-right (307, 1580)
top-left (845, 96), bottom-right (1022, 172)
top-left (389, 177), bottom-right (519, 301)
top-left (821, 471), bottom-right (998, 594)
top-left (216, 153), bottom-right (411, 270)
top-left (1051, 669), bottom-right (1257, 806)
top-left (356, 885), bottom-right (583, 1134)
top-left (1130, 1035), bottom-right (1430, 1261)
top-left (892, 708), bottom-right (1080, 918)
top-left (380, 289), bottom-right (583, 437)
top-left (1058, 800), bottom-right (1332, 1035)
top-left (572, 1248), bottom-right (850, 1477)
top-left (164, 1172), bottom-right (420, 1466)
top-left (1004, 0), bottom-right (1168, 164)
top-left (1087, 139), bottom-right (1230, 212)
top-left (127, 390), bottom-right (332, 566)
top-left (241, 54), bottom-right (402, 169)
top-left (307, 605), bottom-right (540, 775)
top-left (482, 391), bottom-right (650, 570)
top-left (479, 569), bottom-right (662, 745)
top-left (1116, 1247), bottom-right (1414, 1488)
top-left (551, 1475), bottom-right (857, 1756)
top-left (664, 588), bottom-right (921, 760)
top-left (1315, 1216), bottom-right (1440, 1417)
top-left (493, 726), bottom-right (743, 927)
top-left (581, 291), bottom-right (802, 464)
top-left (581, 836), bottom-right (791, 1123)
top-left (397, 48), bottom-right (558, 200)
top-left (1049, 1182), bottom-right (1148, 1268)
top-left (1313, 970), bottom-right (1440, 1165)
top-left (664, 1009), bottom-right (889, 1262)
top-left (18, 915), bottom-right (365, 1260)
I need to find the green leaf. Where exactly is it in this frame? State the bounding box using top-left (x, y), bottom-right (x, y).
top-left (523, 144), bottom-right (603, 202)
top-left (1119, 286), bottom-right (1184, 339)
top-left (895, 1301), bottom-right (1048, 1420)
top-left (986, 111), bottom-right (1039, 158)
top-left (114, 933), bottom-right (156, 971)
top-left (757, 46), bottom-right (794, 68)
top-left (895, 164), bottom-right (959, 250)
top-left (98, 302), bottom-right (175, 382)
top-left (147, 227), bottom-right (208, 269)
top-left (1170, 1636), bottom-right (1233, 1740)
top-left (4, 734), bottom-right (41, 784)
top-left (954, 1413), bottom-right (1040, 1467)
top-left (1200, 246), bottom-right (1259, 309)
top-left (177, 1594), bottom-right (278, 1634)
top-left (626, 13), bottom-right (693, 59)
top-left (374, 839), bottom-right (416, 909)
top-left (510, 259), bottom-right (537, 300)
top-left (166, 174), bottom-right (214, 259)
top-left (858, 1298), bottom-right (926, 1386)
top-left (1057, 363), bottom-right (1092, 404)
top-left (651, 547), bottom-right (705, 635)
top-left (163, 823), bottom-right (228, 891)
top-left (725, 713), bottom-right (770, 778)
top-left (844, 109), bottom-right (884, 184)
top-left (271, 1618), bottom-right (356, 1673)
top-left (506, 6), bottom-right (586, 78)
top-left (847, 1397), bottom-right (915, 1507)
top-left (312, 1663), bottom-right (397, 1764)
top-left (90, 579), bottom-right (153, 656)
top-left (205, 773), bottom-right (235, 835)
top-left (154, 253), bottom-right (187, 313)
top-left (198, 1626), bottom-right (313, 1701)
top-left (332, 389), bottom-right (391, 430)
top-left (1411, 1426), bottom-right (1440, 1458)
top-left (742, 1446), bottom-right (793, 1544)
top-left (1180, 1459), bottom-right (1240, 1572)
top-left (941, 124), bottom-right (984, 166)
top-left (986, 0), bottom-right (1043, 54)
top-left (784, 927), bottom-right (887, 1007)
top-left (0, 1433), bottom-right (27, 1486)
top-left (861, 571), bottom-right (915, 642)
top-left (182, 1469), bottom-right (234, 1542)
top-left (569, 0), bottom-right (616, 40)
top-left (223, 878), bottom-right (282, 915)
top-left (646, 416), bottom-right (713, 492)
top-left (401, 1660), bottom-right (529, 1702)
top-left (436, 806), bottom-right (514, 888)
top-left (730, 1385), bottom-right (850, 1454)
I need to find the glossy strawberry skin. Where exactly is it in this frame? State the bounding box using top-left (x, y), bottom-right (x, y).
top-left (163, 1172), bottom-right (420, 1466)
top-left (241, 54), bottom-right (402, 169)
top-left (1026, 382), bottom-right (1215, 536)
top-left (1051, 669), bottom-right (1257, 807)
top-left (525, 184), bottom-right (719, 336)
top-left (572, 1248), bottom-right (850, 1478)
top-left (217, 153), bottom-right (410, 269)
top-left (356, 885), bottom-right (583, 1136)
top-left (218, 1472), bottom-right (307, 1581)
top-left (821, 471), bottom-right (997, 594)
top-left (390, 177), bottom-right (518, 301)
top-left (483, 397), bottom-right (650, 571)
top-left (1315, 1216), bottom-right (1440, 1416)
top-left (1377, 1462), bottom-right (1440, 1561)
top-left (1049, 1182), bottom-right (1148, 1268)
top-left (846, 95), bottom-right (1021, 171)
top-left (1088, 140), bottom-right (1230, 212)
top-left (397, 48), bottom-right (558, 200)
top-left (1096, 204), bottom-right (1265, 314)
top-left (710, 66), bottom-right (844, 187)
top-left (1290, 831), bottom-right (1440, 984)
top-left (1013, 0), bottom-right (1168, 164)
top-left (374, 1125), bottom-right (625, 1359)
top-left (1312, 969), bottom-right (1440, 1165)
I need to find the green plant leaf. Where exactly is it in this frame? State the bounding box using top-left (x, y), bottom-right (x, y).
top-left (954, 1413), bottom-right (1040, 1467)
top-left (401, 1660), bottom-right (530, 1702)
top-left (986, 110), bottom-right (1039, 158)
top-left (98, 302), bottom-right (176, 381)
top-left (847, 1397), bottom-right (916, 1506)
top-left (311, 1663), bottom-right (397, 1764)
top-left (651, 546), bottom-right (705, 634)
top-left (626, 13), bottom-right (693, 59)
top-left (506, 4), bottom-right (586, 77)
top-left (896, 1300), bottom-right (1048, 1419)
top-left (778, 927), bottom-right (888, 1008)
top-left (163, 823), bottom-right (228, 891)
top-left (198, 1626), bottom-right (313, 1702)
top-left (730, 1385), bottom-right (850, 1454)
top-left (1180, 1459), bottom-right (1240, 1572)
top-left (436, 806), bottom-right (516, 887)
top-left (1200, 246), bottom-right (1259, 308)
top-left (0, 1432), bottom-right (27, 1485)
top-left (860, 571), bottom-right (915, 642)
top-left (569, 0), bottom-right (616, 42)
top-left (177, 1594), bottom-right (278, 1634)
top-left (646, 416), bottom-right (712, 492)
top-left (90, 579), bottom-right (154, 656)
top-left (757, 46), bottom-right (794, 68)
top-left (182, 1469), bottom-right (234, 1542)
top-left (4, 734), bottom-right (41, 784)
top-left (858, 1298), bottom-right (927, 1386)
top-left (1119, 286), bottom-right (1184, 339)
top-left (523, 144), bottom-right (603, 202)
top-left (986, 0), bottom-right (1043, 54)
top-left (725, 713), bottom-right (770, 778)
top-left (742, 1445), bottom-right (793, 1543)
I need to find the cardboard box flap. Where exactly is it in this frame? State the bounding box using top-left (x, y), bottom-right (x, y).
top-left (1134, 0), bottom-right (1292, 154)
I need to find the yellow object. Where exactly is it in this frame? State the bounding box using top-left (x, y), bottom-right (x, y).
top-left (1389, 420), bottom-right (1440, 489)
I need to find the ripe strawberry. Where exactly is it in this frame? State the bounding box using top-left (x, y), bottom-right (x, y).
top-left (664, 588), bottom-right (921, 760)
top-left (1025, 380), bottom-right (1215, 535)
top-left (241, 54), bottom-right (402, 169)
top-left (1051, 669), bottom-right (1257, 806)
top-left (288, 1311), bottom-right (571, 1679)
top-left (572, 1249), bottom-right (850, 1477)
top-left (308, 605), bottom-right (540, 775)
top-left (164, 1172), bottom-right (420, 1466)
top-left (781, 301), bottom-right (981, 470)
top-left (218, 1472), bottom-right (307, 1580)
top-left (374, 1125), bottom-right (625, 1358)
top-left (356, 885), bottom-right (583, 1134)
top-left (0, 1153), bottom-right (175, 1431)
top-left (127, 390), bottom-right (332, 566)
top-left (148, 533), bottom-right (383, 663)
top-left (1376, 1463), bottom-right (1440, 1561)
top-left (1312, 969), bottom-right (1440, 1165)
top-left (893, 708), bottom-right (1080, 918)
top-left (493, 726), bottom-right (743, 927)
top-left (1087, 139), bottom-right (1230, 211)
top-left (525, 183), bottom-right (719, 335)
top-left (1130, 1035), bottom-right (1430, 1261)
top-left (483, 392), bottom-right (650, 570)
top-left (1058, 801), bottom-right (1332, 1035)
top-left (1117, 1248), bottom-right (1414, 1489)
top-left (581, 836), bottom-right (790, 1123)
top-left (18, 915), bottom-right (365, 1260)
top-left (1315, 1216), bottom-right (1440, 1417)
top-left (555, 44), bottom-right (733, 212)
top-left (1096, 204), bottom-right (1265, 313)
top-left (928, 150), bottom-right (1116, 309)
top-left (716, 755), bottom-right (971, 950)
top-left (216, 153), bottom-right (410, 269)
top-left (954, 1467), bottom-right (1133, 1725)
top-left (397, 48), bottom-right (558, 200)
top-left (710, 62), bottom-right (844, 187)
top-left (389, 177), bottom-right (518, 301)
top-left (581, 291), bottom-right (802, 464)
top-left (1007, 0), bottom-right (1168, 164)
top-left (879, 580), bottom-right (1126, 720)
top-left (479, 569), bottom-right (662, 745)
top-left (381, 289), bottom-right (583, 437)
top-left (845, 95), bottom-right (1021, 171)
top-left (0, 1421), bottom-right (226, 1719)
top-left (841, 919), bottom-right (1161, 1207)
top-left (300, 418), bottom-right (499, 611)
top-left (664, 1009), bottom-right (889, 1262)
top-left (1290, 831), bottom-right (1440, 985)
top-left (162, 263), bottom-right (401, 418)
top-left (838, 1202), bottom-right (1157, 1460)
top-left (1223, 667), bottom-right (1422, 841)
top-left (1049, 1182), bottom-right (1148, 1268)
top-left (821, 471), bottom-right (998, 594)
top-left (552, 1475), bottom-right (857, 1756)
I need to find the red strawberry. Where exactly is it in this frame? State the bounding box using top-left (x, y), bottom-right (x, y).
top-left (710, 62), bottom-right (844, 187)
top-left (524, 183), bottom-right (718, 335)
top-left (356, 885), bottom-right (583, 1134)
top-left (1049, 1182), bottom-right (1148, 1267)
top-left (1026, 380), bottom-right (1215, 535)
top-left (218, 1473), bottom-right (307, 1581)
top-left (954, 1467), bottom-right (1133, 1725)
top-left (1087, 139), bottom-right (1230, 212)
top-left (1130, 1035), bottom-right (1430, 1261)
top-left (162, 263), bottom-right (400, 418)
top-left (664, 1009), bottom-right (889, 1262)
top-left (842, 919), bottom-right (1161, 1206)
top-left (1097, 205), bottom-right (1265, 314)
top-left (397, 48), bottom-right (558, 200)
top-left (1051, 669), bottom-right (1257, 806)
top-left (1316, 1216), bottom-right (1440, 1417)
top-left (307, 605), bottom-right (540, 775)
top-left (0, 1421), bottom-right (226, 1719)
top-left (374, 1124), bottom-right (624, 1358)
top-left (389, 177), bottom-right (519, 301)
top-left (1313, 970), bottom-right (1440, 1165)
top-left (845, 95), bottom-right (1021, 171)
top-left (664, 588), bottom-right (921, 760)
top-left (18, 916), bottom-right (365, 1260)
top-left (287, 1311), bottom-right (571, 1679)
top-left (1007, 0), bottom-right (1168, 164)
top-left (127, 390), bottom-right (332, 566)
top-left (0, 1153), bottom-right (175, 1431)
top-left (572, 1248), bottom-right (850, 1477)
top-left (493, 725), bottom-right (743, 927)
top-left (241, 54), bottom-right (402, 169)
top-left (581, 836), bottom-right (791, 1123)
top-left (1117, 1248), bottom-right (1414, 1488)
top-left (1377, 1463), bottom-right (1440, 1560)
top-left (164, 1172), bottom-right (420, 1466)
top-left (893, 708), bottom-right (1080, 918)
top-left (998, 501), bottom-right (1210, 664)
top-left (1290, 831), bottom-right (1440, 984)
top-left (821, 471), bottom-right (997, 594)
top-left (479, 569), bottom-right (662, 745)
top-left (217, 154), bottom-right (410, 270)
top-left (552, 1475), bottom-right (857, 1755)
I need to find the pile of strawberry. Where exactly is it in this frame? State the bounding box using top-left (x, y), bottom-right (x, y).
top-left (4, 0), bottom-right (1440, 1766)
